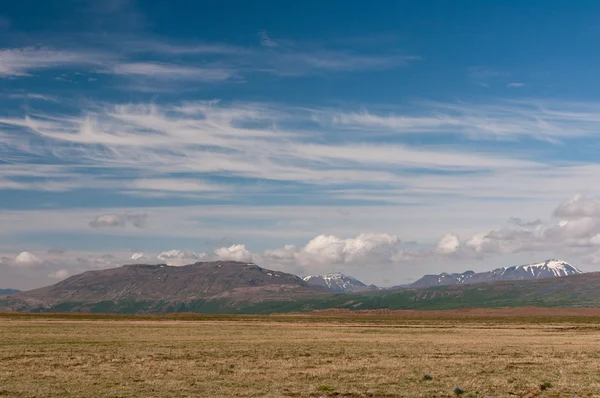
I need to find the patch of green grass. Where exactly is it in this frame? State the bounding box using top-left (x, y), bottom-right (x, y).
top-left (540, 380), bottom-right (553, 390)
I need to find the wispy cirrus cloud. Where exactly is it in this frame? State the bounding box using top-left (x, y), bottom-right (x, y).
top-left (7, 93), bottom-right (58, 102)
top-left (107, 62), bottom-right (234, 82)
top-left (0, 46), bottom-right (106, 77)
top-left (0, 99), bottom-right (551, 202)
top-left (0, 31), bottom-right (418, 83)
top-left (257, 30), bottom-right (279, 48)
top-left (2, 98), bottom-right (600, 202)
top-left (121, 40), bottom-right (248, 55)
top-left (326, 99), bottom-right (600, 141)
top-left (260, 51), bottom-right (418, 76)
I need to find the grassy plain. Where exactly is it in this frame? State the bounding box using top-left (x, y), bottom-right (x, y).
top-left (1, 312), bottom-right (600, 397)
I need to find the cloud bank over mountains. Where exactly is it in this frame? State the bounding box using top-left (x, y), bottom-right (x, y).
top-left (6, 194), bottom-right (600, 288)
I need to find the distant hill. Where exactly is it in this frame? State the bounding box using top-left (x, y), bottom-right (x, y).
top-left (248, 271), bottom-right (600, 313)
top-left (0, 261), bottom-right (326, 313)
top-left (0, 289), bottom-right (20, 295)
top-left (303, 273), bottom-right (378, 292)
top-left (411, 259), bottom-right (582, 288)
top-left (2, 259), bottom-right (597, 314)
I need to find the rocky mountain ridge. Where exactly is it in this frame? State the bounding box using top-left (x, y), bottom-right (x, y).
top-left (0, 259), bottom-right (587, 314)
top-left (411, 259), bottom-right (581, 288)
top-left (303, 272), bottom-right (378, 292)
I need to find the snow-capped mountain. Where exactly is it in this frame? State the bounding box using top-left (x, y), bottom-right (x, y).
top-left (303, 273), bottom-right (378, 293)
top-left (411, 259), bottom-right (582, 288)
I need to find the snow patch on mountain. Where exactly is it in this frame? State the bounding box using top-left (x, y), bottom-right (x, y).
top-left (411, 259), bottom-right (582, 288)
top-left (303, 272), bottom-right (377, 292)
top-left (501, 259), bottom-right (582, 277)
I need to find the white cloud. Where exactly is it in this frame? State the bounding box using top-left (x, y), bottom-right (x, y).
top-left (130, 252), bottom-right (146, 261)
top-left (463, 195), bottom-right (600, 259)
top-left (264, 244), bottom-right (297, 260)
top-left (89, 214), bottom-right (122, 227)
top-left (326, 100), bottom-right (600, 141)
top-left (48, 269), bottom-right (69, 280)
top-left (6, 192), bottom-right (600, 288)
top-left (157, 250), bottom-right (207, 266)
top-left (89, 213), bottom-right (148, 228)
top-left (213, 244), bottom-right (254, 262)
top-left (1, 99), bottom-right (572, 203)
top-left (132, 179), bottom-right (222, 192)
top-left (436, 234), bottom-right (460, 254)
top-left (0, 47), bottom-right (104, 77)
top-left (508, 82), bottom-right (525, 87)
top-left (264, 233), bottom-right (400, 267)
top-left (8, 93), bottom-right (58, 102)
top-left (269, 52), bottom-right (418, 75)
top-left (13, 251), bottom-right (42, 267)
top-left (108, 62), bottom-right (233, 82)
top-left (553, 194), bottom-right (600, 218)
top-left (465, 233), bottom-right (489, 254)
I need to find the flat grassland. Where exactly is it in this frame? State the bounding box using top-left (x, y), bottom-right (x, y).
top-left (1, 311), bottom-right (600, 397)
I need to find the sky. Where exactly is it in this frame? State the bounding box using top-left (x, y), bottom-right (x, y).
top-left (4, 0), bottom-right (600, 289)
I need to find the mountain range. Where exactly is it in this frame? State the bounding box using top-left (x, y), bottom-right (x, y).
top-left (0, 261), bottom-right (326, 313)
top-left (0, 259), bottom-right (590, 314)
top-left (0, 289), bottom-right (20, 295)
top-left (410, 259), bottom-right (582, 287)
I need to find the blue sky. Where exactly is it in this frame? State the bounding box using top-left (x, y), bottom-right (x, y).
top-left (4, 0), bottom-right (600, 289)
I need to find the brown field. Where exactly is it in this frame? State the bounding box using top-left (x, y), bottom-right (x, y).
top-left (1, 311), bottom-right (600, 397)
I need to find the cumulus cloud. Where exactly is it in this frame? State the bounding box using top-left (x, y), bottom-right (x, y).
top-left (213, 244), bottom-right (255, 262)
top-left (264, 233), bottom-right (400, 266)
top-left (89, 213), bottom-right (148, 228)
top-left (48, 269), bottom-right (69, 279)
top-left (264, 244), bottom-right (297, 261)
top-left (463, 195), bottom-right (600, 262)
top-left (436, 234), bottom-right (460, 254)
top-left (157, 250), bottom-right (207, 266)
top-left (13, 251), bottom-right (42, 267)
top-left (553, 194), bottom-right (600, 218)
top-left (465, 233), bottom-right (488, 254)
top-left (9, 195), bottom-right (600, 286)
top-left (130, 252), bottom-right (146, 261)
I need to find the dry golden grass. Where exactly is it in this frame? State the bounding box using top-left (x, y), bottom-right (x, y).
top-left (1, 314), bottom-right (600, 397)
